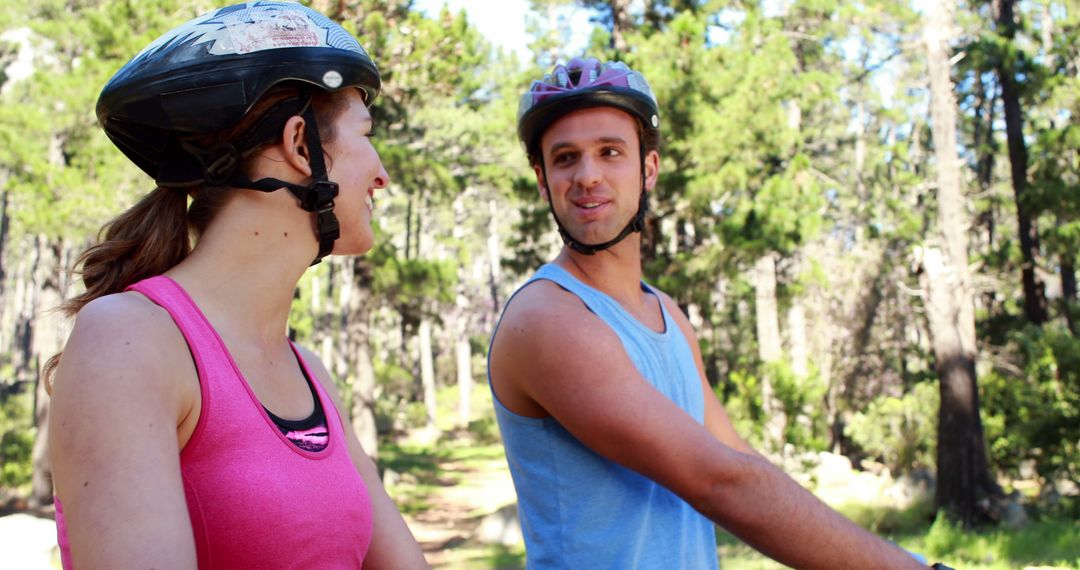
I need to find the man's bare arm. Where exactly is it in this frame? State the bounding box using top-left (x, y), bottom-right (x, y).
top-left (490, 283), bottom-right (923, 569)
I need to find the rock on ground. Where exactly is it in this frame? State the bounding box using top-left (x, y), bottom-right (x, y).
top-left (0, 513), bottom-right (59, 570)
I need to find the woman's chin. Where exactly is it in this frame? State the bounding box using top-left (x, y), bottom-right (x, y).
top-left (330, 238), bottom-right (374, 257)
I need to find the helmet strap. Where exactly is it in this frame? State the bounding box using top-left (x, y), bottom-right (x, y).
top-left (539, 142), bottom-right (648, 255)
top-left (224, 103), bottom-right (340, 266)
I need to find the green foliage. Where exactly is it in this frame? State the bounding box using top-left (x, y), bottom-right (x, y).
top-left (770, 362), bottom-right (829, 451)
top-left (846, 381), bottom-right (939, 474)
top-left (0, 388), bottom-right (34, 489)
top-left (369, 238), bottom-right (457, 317)
top-left (982, 326), bottom-right (1080, 483)
top-left (836, 495), bottom-right (937, 536)
top-left (722, 506), bottom-right (1080, 570)
top-left (913, 511), bottom-right (1080, 568)
top-left (0, 0), bottom-right (204, 238)
top-left (719, 362), bottom-right (829, 452)
top-left (719, 368), bottom-right (765, 447)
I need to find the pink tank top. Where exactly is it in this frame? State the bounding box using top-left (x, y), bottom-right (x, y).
top-left (56, 275), bottom-right (373, 568)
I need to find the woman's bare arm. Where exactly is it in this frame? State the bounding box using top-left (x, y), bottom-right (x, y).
top-left (49, 293), bottom-right (200, 569)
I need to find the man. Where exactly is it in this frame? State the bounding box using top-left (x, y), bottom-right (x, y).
top-left (488, 57), bottom-right (941, 569)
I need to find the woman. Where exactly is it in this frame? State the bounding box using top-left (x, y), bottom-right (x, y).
top-left (45, 3), bottom-right (429, 568)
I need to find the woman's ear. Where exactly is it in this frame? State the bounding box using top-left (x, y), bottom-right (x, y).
top-left (280, 115), bottom-right (313, 178)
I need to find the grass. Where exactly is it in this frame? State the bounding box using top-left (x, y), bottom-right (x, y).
top-left (427, 543), bottom-right (526, 570)
top-left (896, 512), bottom-right (1080, 570)
top-left (378, 436), bottom-right (506, 516)
top-left (716, 500), bottom-right (1080, 569)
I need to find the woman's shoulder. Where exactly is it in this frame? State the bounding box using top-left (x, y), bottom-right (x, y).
top-left (59, 291), bottom-right (193, 386)
top-left (72, 290), bottom-right (177, 340)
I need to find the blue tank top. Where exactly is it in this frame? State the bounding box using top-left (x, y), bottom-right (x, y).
top-left (489, 263), bottom-right (718, 569)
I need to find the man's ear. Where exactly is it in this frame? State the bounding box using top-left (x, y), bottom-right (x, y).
top-left (643, 149), bottom-right (660, 192)
top-left (281, 115), bottom-right (313, 177)
top-left (533, 164), bottom-right (550, 202)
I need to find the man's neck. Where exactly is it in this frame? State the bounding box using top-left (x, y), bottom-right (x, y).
top-left (553, 236), bottom-right (648, 308)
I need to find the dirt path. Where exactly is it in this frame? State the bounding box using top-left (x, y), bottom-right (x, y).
top-left (396, 452), bottom-right (520, 567)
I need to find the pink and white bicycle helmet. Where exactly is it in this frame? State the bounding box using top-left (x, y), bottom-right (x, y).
top-left (517, 57), bottom-right (659, 155)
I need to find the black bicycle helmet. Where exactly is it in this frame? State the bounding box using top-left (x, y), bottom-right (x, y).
top-left (517, 58), bottom-right (660, 255)
top-left (97, 1), bottom-right (381, 264)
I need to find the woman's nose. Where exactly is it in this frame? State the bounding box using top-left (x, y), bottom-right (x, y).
top-left (373, 163), bottom-right (389, 190)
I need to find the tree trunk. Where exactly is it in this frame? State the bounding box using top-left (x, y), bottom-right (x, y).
top-left (997, 0), bottom-right (1049, 325)
top-left (456, 335), bottom-right (472, 428)
top-left (1062, 252), bottom-right (1077, 336)
top-left (607, 0), bottom-right (633, 52)
top-left (451, 193), bottom-right (473, 428)
top-left (487, 199), bottom-right (502, 314)
top-left (920, 249), bottom-right (997, 526)
top-left (923, 0), bottom-right (998, 525)
top-left (350, 333), bottom-right (378, 455)
top-left (0, 177), bottom-right (10, 363)
top-left (0, 173), bottom-right (9, 299)
top-left (27, 236), bottom-right (73, 505)
top-left (418, 317), bottom-right (437, 428)
top-left (786, 301), bottom-right (807, 378)
top-left (343, 258), bottom-right (379, 456)
top-left (753, 253), bottom-right (785, 447)
top-left (32, 368), bottom-right (52, 506)
top-left (404, 195), bottom-right (413, 261)
top-left (754, 254), bottom-right (783, 363)
top-left (786, 254), bottom-right (808, 379)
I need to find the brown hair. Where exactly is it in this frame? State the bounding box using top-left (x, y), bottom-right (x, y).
top-left (43, 85), bottom-right (351, 388)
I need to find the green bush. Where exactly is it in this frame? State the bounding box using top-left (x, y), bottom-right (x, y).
top-left (845, 381), bottom-right (939, 474)
top-left (0, 389), bottom-right (35, 489)
top-left (912, 510), bottom-right (1080, 568)
top-left (982, 326), bottom-right (1080, 484)
top-left (0, 429), bottom-right (34, 488)
top-left (719, 369), bottom-right (765, 448)
top-left (771, 362), bottom-right (829, 452)
top-left (720, 363), bottom-right (829, 453)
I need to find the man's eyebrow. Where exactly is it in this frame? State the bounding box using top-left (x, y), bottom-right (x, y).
top-left (547, 136), bottom-right (629, 154)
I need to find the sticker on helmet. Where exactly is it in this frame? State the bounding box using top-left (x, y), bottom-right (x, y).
top-left (130, 3), bottom-right (369, 64)
top-left (323, 70), bottom-right (343, 88)
top-left (213, 9), bottom-right (321, 54)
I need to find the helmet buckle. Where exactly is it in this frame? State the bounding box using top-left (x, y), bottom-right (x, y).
top-left (301, 180), bottom-right (339, 212)
top-left (202, 143), bottom-right (241, 186)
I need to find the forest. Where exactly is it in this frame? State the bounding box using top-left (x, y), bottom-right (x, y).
top-left (0, 0), bottom-right (1077, 568)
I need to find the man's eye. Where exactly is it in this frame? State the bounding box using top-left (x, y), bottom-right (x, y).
top-left (553, 153), bottom-right (575, 164)
top-left (602, 147), bottom-right (621, 157)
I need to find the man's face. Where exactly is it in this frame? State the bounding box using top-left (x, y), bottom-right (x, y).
top-left (535, 107), bottom-right (658, 247)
